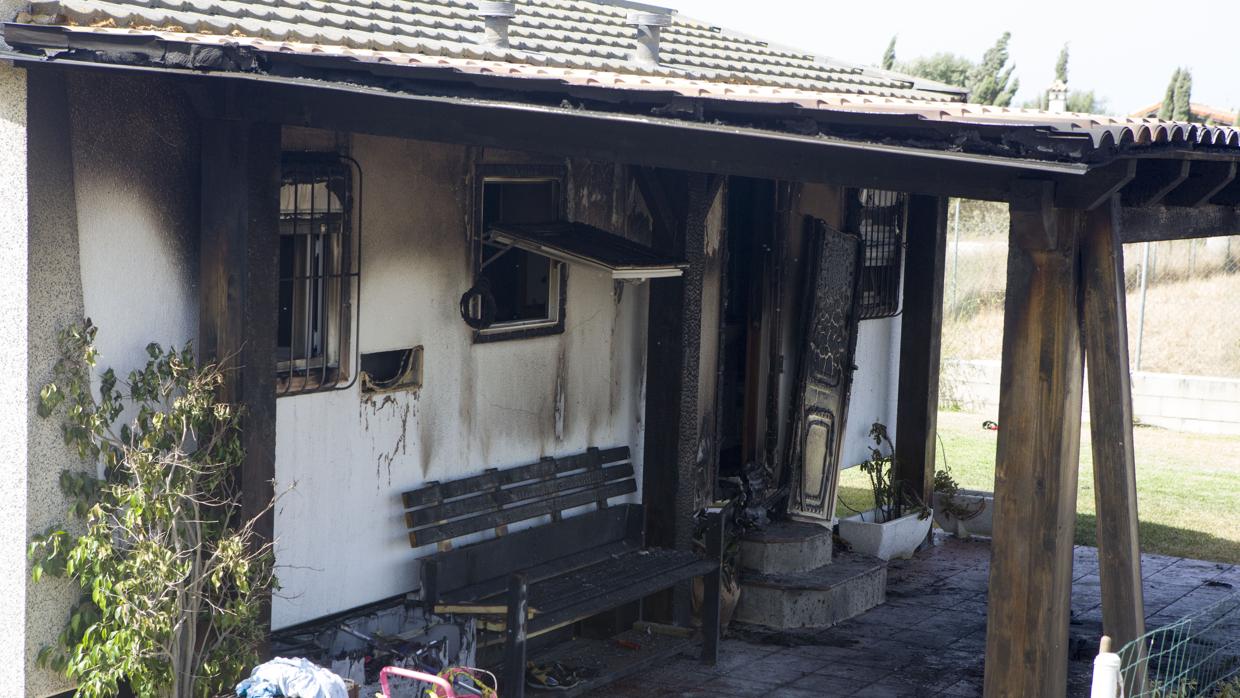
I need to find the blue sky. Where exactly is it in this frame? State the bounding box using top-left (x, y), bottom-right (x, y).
top-left (663, 0), bottom-right (1238, 117)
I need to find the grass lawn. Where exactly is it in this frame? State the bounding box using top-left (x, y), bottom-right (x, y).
top-left (837, 409), bottom-right (1240, 564)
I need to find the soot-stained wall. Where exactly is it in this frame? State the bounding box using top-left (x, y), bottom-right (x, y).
top-left (271, 134), bottom-right (654, 629)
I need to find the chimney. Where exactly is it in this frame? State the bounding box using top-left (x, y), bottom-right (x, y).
top-left (476, 1), bottom-right (516, 49)
top-left (627, 11), bottom-right (672, 65)
top-left (1047, 79), bottom-right (1068, 113)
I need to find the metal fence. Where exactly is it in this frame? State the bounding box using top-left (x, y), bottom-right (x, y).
top-left (942, 198), bottom-right (1240, 379)
top-left (1104, 591), bottom-right (1240, 697)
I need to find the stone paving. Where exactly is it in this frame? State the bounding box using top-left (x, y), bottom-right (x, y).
top-left (593, 533), bottom-right (1240, 697)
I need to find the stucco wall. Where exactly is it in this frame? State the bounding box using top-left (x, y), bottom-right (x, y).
top-left (68, 73), bottom-right (201, 378)
top-left (22, 68), bottom-right (95, 698)
top-left (841, 317), bottom-right (902, 468)
top-left (271, 136), bottom-right (652, 629)
top-left (3, 70), bottom-right (202, 697)
top-left (0, 59), bottom-right (32, 698)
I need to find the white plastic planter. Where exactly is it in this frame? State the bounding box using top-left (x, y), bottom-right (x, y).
top-left (932, 489), bottom-right (994, 538)
top-left (838, 507), bottom-right (932, 560)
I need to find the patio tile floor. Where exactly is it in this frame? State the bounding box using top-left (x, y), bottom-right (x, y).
top-left (590, 533), bottom-right (1240, 697)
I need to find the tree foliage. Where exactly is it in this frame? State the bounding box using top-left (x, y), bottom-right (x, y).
top-left (28, 320), bottom-right (276, 698)
top-left (1054, 43), bottom-right (1069, 84)
top-left (968, 32), bottom-right (1019, 107)
top-left (1172, 69), bottom-right (1193, 122)
top-left (898, 32), bottom-right (1019, 107)
top-left (1158, 68), bottom-right (1180, 120)
top-left (1157, 68), bottom-right (1197, 122)
top-left (881, 35), bottom-right (897, 71)
top-left (900, 52), bottom-right (974, 92)
top-left (1066, 90), bottom-right (1106, 115)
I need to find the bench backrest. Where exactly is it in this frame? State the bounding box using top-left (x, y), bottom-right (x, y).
top-left (401, 446), bottom-right (641, 604)
top-left (401, 446), bottom-right (636, 549)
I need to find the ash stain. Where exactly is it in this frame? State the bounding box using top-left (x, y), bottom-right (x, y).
top-left (361, 393), bottom-right (415, 489)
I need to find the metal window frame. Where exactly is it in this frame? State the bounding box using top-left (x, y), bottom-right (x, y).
top-left (848, 188), bottom-right (908, 320)
top-left (277, 151), bottom-right (363, 396)
top-left (471, 164), bottom-right (569, 343)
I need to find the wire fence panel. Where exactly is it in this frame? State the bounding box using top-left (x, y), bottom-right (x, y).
top-left (941, 199), bottom-right (1240, 382)
top-left (1115, 591), bottom-right (1240, 697)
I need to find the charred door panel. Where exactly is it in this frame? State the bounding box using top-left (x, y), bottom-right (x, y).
top-left (787, 218), bottom-right (863, 523)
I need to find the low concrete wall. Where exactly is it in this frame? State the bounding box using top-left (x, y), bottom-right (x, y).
top-left (943, 359), bottom-right (1240, 435)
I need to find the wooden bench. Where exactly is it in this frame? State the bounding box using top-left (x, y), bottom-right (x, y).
top-left (402, 446), bottom-right (726, 697)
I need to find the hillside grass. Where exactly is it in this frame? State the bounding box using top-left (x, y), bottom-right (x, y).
top-left (838, 410), bottom-right (1240, 564)
top-left (942, 272), bottom-right (1240, 378)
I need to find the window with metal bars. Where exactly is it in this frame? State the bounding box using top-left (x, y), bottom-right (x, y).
top-left (277, 153), bottom-right (361, 396)
top-left (846, 188), bottom-right (907, 320)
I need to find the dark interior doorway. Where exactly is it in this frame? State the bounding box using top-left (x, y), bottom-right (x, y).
top-left (719, 177), bottom-right (778, 481)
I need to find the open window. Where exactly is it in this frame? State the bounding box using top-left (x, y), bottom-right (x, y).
top-left (470, 170), bottom-right (568, 342)
top-left (847, 189), bottom-right (907, 320)
top-left (278, 153), bottom-right (361, 395)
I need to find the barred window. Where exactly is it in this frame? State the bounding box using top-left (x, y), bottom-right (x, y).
top-left (847, 189), bottom-right (907, 320)
top-left (278, 153), bottom-right (361, 395)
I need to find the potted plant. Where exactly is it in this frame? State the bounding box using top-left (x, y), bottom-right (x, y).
top-left (932, 468), bottom-right (992, 538)
top-left (837, 423), bottom-right (932, 560)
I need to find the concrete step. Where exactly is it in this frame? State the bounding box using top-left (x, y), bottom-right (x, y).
top-left (739, 520), bottom-right (833, 575)
top-left (733, 551), bottom-right (887, 630)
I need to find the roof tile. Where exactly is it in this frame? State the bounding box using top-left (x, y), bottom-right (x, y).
top-left (24, 0), bottom-right (965, 101)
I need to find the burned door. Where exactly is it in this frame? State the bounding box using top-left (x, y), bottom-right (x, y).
top-left (787, 218), bottom-right (863, 523)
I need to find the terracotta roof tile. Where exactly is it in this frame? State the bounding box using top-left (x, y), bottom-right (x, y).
top-left (23, 0), bottom-right (966, 100)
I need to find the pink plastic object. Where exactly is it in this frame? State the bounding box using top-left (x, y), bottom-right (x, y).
top-left (379, 665), bottom-right (457, 698)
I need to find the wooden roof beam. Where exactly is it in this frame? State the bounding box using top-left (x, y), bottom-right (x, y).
top-left (1164, 161), bottom-right (1237, 208)
top-left (1119, 205), bottom-right (1240, 243)
top-left (1054, 160), bottom-right (1137, 210)
top-left (1120, 159), bottom-right (1191, 207)
top-left (1209, 176), bottom-right (1240, 206)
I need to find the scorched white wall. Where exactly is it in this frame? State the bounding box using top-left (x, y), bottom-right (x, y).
top-left (271, 135), bottom-right (652, 629)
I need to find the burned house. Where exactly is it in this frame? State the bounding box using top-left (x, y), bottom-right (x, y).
top-left (3, 0), bottom-right (1240, 696)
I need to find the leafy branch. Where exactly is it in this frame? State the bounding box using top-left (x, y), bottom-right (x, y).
top-left (29, 320), bottom-right (277, 698)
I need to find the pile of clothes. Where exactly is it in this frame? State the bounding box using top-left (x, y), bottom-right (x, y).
top-left (236, 657), bottom-right (350, 698)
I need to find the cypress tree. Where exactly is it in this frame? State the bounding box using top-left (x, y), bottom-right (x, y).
top-left (968, 32), bottom-right (1017, 106)
top-left (1173, 69), bottom-right (1193, 122)
top-left (882, 36), bottom-right (897, 71)
top-left (1158, 68), bottom-right (1180, 121)
top-left (1054, 44), bottom-right (1069, 84)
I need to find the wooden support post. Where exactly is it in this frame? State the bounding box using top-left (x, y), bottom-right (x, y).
top-left (504, 574), bottom-right (529, 698)
top-left (984, 181), bottom-right (1085, 698)
top-left (895, 195), bottom-right (948, 508)
top-left (198, 118), bottom-right (281, 634)
top-left (1081, 198), bottom-right (1146, 648)
top-left (639, 170), bottom-right (720, 627)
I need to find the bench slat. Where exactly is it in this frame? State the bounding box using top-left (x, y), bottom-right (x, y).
top-left (405, 463), bottom-right (634, 530)
top-left (524, 549), bottom-right (706, 613)
top-left (428, 505), bottom-right (641, 601)
top-left (409, 479), bottom-right (637, 548)
top-left (402, 446), bottom-right (630, 509)
top-left (439, 540), bottom-right (637, 605)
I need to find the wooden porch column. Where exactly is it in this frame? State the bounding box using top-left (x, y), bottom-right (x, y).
top-left (1081, 197), bottom-right (1146, 648)
top-left (895, 195), bottom-right (948, 507)
top-left (198, 119), bottom-right (281, 588)
top-left (984, 181), bottom-right (1085, 697)
top-left (639, 170), bottom-right (721, 625)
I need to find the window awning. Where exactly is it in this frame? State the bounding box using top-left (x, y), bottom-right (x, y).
top-left (485, 222), bottom-right (686, 280)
